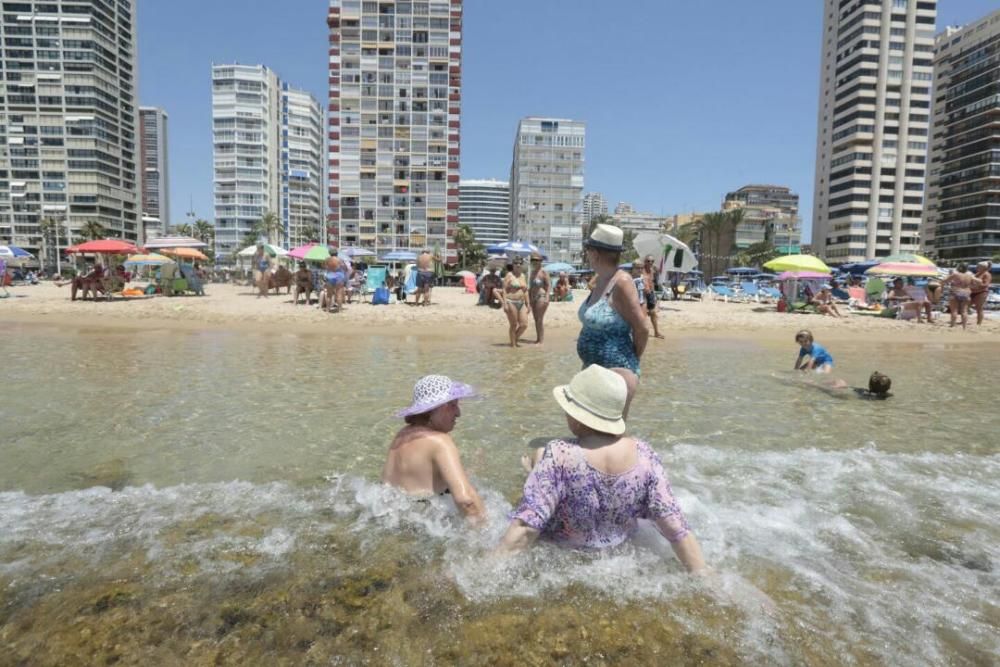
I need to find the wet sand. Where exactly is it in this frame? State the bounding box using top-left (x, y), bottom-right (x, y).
top-left (3, 281), bottom-right (999, 342)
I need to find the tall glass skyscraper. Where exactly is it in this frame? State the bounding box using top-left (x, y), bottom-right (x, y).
top-left (0, 0), bottom-right (140, 261)
top-left (139, 106), bottom-right (169, 240)
top-left (326, 0), bottom-right (463, 262)
top-left (812, 0), bottom-right (937, 263)
top-left (458, 179), bottom-right (508, 247)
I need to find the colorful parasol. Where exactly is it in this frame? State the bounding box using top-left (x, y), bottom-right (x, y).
top-left (777, 271), bottom-right (831, 280)
top-left (763, 254), bottom-right (831, 274)
top-left (879, 253), bottom-right (935, 266)
top-left (66, 239), bottom-right (139, 255)
top-left (865, 262), bottom-right (939, 277)
top-left (124, 253), bottom-right (174, 267)
top-left (160, 247), bottom-right (208, 261)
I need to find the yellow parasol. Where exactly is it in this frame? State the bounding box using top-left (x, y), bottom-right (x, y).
top-left (161, 247), bottom-right (209, 261)
top-left (763, 254), bottom-right (832, 274)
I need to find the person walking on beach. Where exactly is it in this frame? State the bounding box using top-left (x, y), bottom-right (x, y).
top-left (322, 254), bottom-right (347, 313)
top-left (943, 266), bottom-right (974, 329)
top-left (499, 365), bottom-right (706, 573)
top-left (640, 255), bottom-right (665, 338)
top-left (497, 258), bottom-right (530, 347)
top-left (0, 257), bottom-right (9, 298)
top-left (252, 244), bottom-right (271, 299)
top-left (970, 261), bottom-right (992, 326)
top-left (416, 249), bottom-right (434, 306)
top-left (577, 224), bottom-right (648, 417)
top-left (383, 375), bottom-right (485, 524)
top-left (528, 252), bottom-right (551, 345)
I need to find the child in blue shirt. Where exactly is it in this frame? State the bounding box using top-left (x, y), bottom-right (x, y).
top-left (794, 329), bottom-right (833, 373)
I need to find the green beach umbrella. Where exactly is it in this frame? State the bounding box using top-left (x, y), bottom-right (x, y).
top-left (303, 245), bottom-right (332, 262)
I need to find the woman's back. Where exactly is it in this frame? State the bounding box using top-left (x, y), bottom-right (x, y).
top-left (512, 438), bottom-right (689, 549)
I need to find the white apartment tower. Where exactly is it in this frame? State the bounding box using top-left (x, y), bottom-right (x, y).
top-left (326, 0), bottom-right (463, 262)
top-left (923, 10), bottom-right (1000, 263)
top-left (582, 192), bottom-right (607, 223)
top-left (212, 64), bottom-right (280, 258)
top-left (812, 0), bottom-right (937, 263)
top-left (509, 117), bottom-right (585, 264)
top-left (0, 0), bottom-right (140, 262)
top-left (139, 107), bottom-right (169, 240)
top-left (280, 84), bottom-right (324, 248)
top-left (212, 65), bottom-right (322, 258)
top-left (458, 179), bottom-right (509, 247)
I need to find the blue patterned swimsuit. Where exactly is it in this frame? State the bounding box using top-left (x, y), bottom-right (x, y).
top-left (577, 276), bottom-right (640, 375)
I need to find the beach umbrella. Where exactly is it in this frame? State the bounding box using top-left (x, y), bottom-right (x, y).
top-left (543, 262), bottom-right (575, 273)
top-left (0, 245), bottom-right (35, 266)
top-left (143, 236), bottom-right (208, 249)
top-left (341, 246), bottom-right (376, 258)
top-left (287, 243), bottom-right (318, 260)
top-left (303, 245), bottom-right (332, 262)
top-left (486, 240), bottom-right (538, 255)
top-left (879, 253), bottom-right (935, 266)
top-left (726, 267), bottom-right (757, 275)
top-left (763, 254), bottom-right (831, 274)
top-left (66, 239), bottom-right (139, 255)
top-left (633, 232), bottom-right (698, 282)
top-left (777, 270), bottom-right (831, 280)
top-left (236, 243), bottom-right (287, 257)
top-left (161, 247), bottom-right (208, 261)
top-left (455, 269), bottom-right (476, 278)
top-left (123, 253), bottom-right (174, 267)
top-left (865, 262), bottom-right (938, 277)
top-left (381, 250), bottom-right (418, 262)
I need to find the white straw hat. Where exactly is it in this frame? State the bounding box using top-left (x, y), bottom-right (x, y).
top-left (584, 224), bottom-right (624, 252)
top-left (552, 365), bottom-right (627, 435)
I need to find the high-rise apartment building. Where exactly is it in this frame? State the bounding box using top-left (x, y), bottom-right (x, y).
top-left (326, 0), bottom-right (463, 262)
top-left (923, 9), bottom-right (1000, 263)
top-left (610, 202), bottom-right (668, 235)
top-left (582, 192), bottom-right (607, 223)
top-left (0, 0), bottom-right (140, 260)
top-left (139, 107), bottom-right (169, 240)
top-left (812, 0), bottom-right (937, 263)
top-left (212, 65), bottom-right (322, 258)
top-left (458, 179), bottom-right (508, 247)
top-left (509, 117), bottom-right (585, 264)
top-left (723, 184), bottom-right (801, 252)
top-left (280, 84), bottom-right (324, 248)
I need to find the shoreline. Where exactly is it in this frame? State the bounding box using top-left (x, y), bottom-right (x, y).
top-left (2, 282), bottom-right (999, 344)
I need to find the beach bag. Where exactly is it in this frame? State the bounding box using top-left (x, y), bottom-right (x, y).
top-left (372, 286), bottom-right (390, 305)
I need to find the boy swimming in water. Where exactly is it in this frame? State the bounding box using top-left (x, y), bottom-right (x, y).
top-left (793, 330), bottom-right (833, 373)
top-left (853, 371), bottom-right (892, 400)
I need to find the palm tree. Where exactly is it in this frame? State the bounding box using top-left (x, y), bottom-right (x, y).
top-left (454, 224), bottom-right (485, 269)
top-left (80, 220), bottom-right (106, 241)
top-left (697, 209), bottom-right (743, 278)
top-left (173, 223), bottom-right (193, 237)
top-left (303, 224), bottom-right (321, 244)
top-left (193, 219), bottom-right (214, 245)
top-left (254, 211), bottom-right (281, 246)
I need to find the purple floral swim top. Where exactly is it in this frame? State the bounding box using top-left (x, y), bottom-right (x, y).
top-left (511, 438), bottom-right (690, 549)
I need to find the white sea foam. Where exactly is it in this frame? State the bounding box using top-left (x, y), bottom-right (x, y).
top-left (1, 444), bottom-right (997, 663)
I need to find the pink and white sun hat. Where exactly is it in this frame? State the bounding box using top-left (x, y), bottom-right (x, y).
top-left (395, 375), bottom-right (480, 418)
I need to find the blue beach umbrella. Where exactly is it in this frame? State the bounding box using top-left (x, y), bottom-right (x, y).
top-left (726, 267), bottom-right (757, 275)
top-left (543, 262), bottom-right (575, 273)
top-left (380, 250), bottom-right (418, 262)
top-left (486, 240), bottom-right (539, 255)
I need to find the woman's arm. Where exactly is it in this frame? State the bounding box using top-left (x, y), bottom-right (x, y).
top-left (669, 533), bottom-right (707, 573)
top-left (433, 437), bottom-right (486, 524)
top-left (613, 272), bottom-right (650, 358)
top-left (496, 519), bottom-right (540, 553)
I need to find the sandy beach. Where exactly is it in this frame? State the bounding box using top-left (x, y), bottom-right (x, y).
top-left (2, 281), bottom-right (999, 342)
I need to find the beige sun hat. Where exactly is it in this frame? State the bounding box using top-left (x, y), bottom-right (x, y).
top-left (552, 365), bottom-right (627, 435)
top-left (584, 224), bottom-right (624, 252)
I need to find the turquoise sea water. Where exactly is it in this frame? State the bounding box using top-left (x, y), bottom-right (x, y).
top-left (1, 323), bottom-right (997, 664)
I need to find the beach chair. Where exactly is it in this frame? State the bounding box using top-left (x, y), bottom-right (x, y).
top-left (865, 278), bottom-right (886, 306)
top-left (847, 287), bottom-right (868, 310)
top-left (740, 282), bottom-right (761, 303)
top-left (462, 274), bottom-right (477, 294)
top-left (709, 285), bottom-right (736, 302)
top-left (760, 286), bottom-right (782, 302)
top-left (364, 267), bottom-right (387, 302)
top-left (179, 265), bottom-right (205, 296)
top-left (831, 287), bottom-right (851, 303)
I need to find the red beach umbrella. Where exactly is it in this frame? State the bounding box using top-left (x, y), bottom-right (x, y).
top-left (66, 239), bottom-right (139, 255)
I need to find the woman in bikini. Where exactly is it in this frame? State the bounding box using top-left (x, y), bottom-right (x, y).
top-left (970, 261), bottom-right (992, 326)
top-left (944, 265), bottom-right (974, 329)
top-left (497, 259), bottom-right (530, 347)
top-left (528, 252), bottom-right (551, 345)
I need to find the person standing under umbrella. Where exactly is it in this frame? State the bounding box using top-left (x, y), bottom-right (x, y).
top-left (528, 252), bottom-right (551, 345)
top-left (577, 224), bottom-right (648, 417)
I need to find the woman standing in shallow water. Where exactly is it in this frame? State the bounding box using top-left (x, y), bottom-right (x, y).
top-left (576, 224), bottom-right (648, 417)
top-left (497, 259), bottom-right (529, 348)
top-left (528, 253), bottom-right (551, 345)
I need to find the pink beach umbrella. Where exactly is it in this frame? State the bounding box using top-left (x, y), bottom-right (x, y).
top-left (288, 243), bottom-right (318, 260)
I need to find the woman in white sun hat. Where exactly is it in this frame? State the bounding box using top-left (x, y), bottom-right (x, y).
top-left (577, 223), bottom-right (649, 417)
top-left (498, 365), bottom-right (706, 573)
top-left (382, 375), bottom-right (486, 523)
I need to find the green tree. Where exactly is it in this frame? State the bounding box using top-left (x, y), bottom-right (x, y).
top-left (735, 240), bottom-right (780, 268)
top-left (80, 220), bottom-right (106, 241)
top-left (303, 224), bottom-right (321, 243)
top-left (173, 223), bottom-right (193, 237)
top-left (192, 219), bottom-right (214, 245)
top-left (621, 229), bottom-right (638, 264)
top-left (253, 211), bottom-right (281, 246)
top-left (454, 224), bottom-right (486, 269)
top-left (697, 209), bottom-right (742, 278)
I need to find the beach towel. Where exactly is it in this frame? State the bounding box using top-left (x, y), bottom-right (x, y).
top-left (404, 264), bottom-right (418, 294)
top-left (462, 274), bottom-right (477, 294)
top-left (372, 286), bottom-right (390, 305)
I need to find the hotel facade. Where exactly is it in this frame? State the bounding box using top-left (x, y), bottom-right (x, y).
top-left (326, 0), bottom-right (463, 262)
top-left (812, 0), bottom-right (938, 263)
top-left (458, 179), bottom-right (508, 247)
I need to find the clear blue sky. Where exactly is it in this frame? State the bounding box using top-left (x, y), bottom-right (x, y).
top-left (138, 0), bottom-right (998, 243)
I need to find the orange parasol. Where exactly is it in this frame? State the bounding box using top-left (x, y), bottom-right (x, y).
top-left (160, 247), bottom-right (208, 261)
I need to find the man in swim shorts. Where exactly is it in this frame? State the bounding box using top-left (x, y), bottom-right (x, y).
top-left (323, 255), bottom-right (346, 312)
top-left (641, 255), bottom-right (665, 338)
top-left (416, 249), bottom-right (434, 306)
